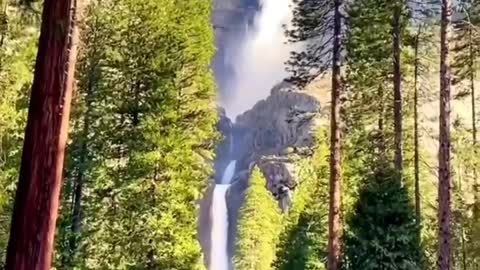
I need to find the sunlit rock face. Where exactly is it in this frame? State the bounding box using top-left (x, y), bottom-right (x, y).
top-left (257, 157), bottom-right (297, 211)
top-left (236, 82), bottom-right (319, 156)
top-left (231, 81), bottom-right (320, 210)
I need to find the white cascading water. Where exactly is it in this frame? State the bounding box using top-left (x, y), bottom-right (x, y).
top-left (209, 0), bottom-right (294, 269)
top-left (209, 160), bottom-right (237, 270)
top-left (221, 0), bottom-right (293, 120)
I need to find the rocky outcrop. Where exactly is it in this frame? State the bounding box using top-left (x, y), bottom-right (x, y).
top-left (229, 81), bottom-right (320, 211)
top-left (257, 156), bottom-right (298, 211)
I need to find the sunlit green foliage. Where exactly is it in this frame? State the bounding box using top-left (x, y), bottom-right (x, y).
top-left (234, 168), bottom-right (282, 270)
top-left (54, 0), bottom-right (218, 269)
top-left (274, 129), bottom-right (330, 270)
top-left (451, 123), bottom-right (480, 269)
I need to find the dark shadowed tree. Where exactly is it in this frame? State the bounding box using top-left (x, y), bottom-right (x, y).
top-left (342, 167), bottom-right (422, 270)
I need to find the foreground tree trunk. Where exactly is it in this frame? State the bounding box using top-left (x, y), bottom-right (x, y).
top-left (438, 0), bottom-right (452, 269)
top-left (327, 1), bottom-right (343, 269)
top-left (393, 0), bottom-right (403, 175)
top-left (5, 0), bottom-right (80, 269)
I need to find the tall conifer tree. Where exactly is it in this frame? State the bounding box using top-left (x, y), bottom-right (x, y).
top-left (285, 1), bottom-right (345, 268)
top-left (393, 0), bottom-right (403, 175)
top-left (54, 0), bottom-right (218, 268)
top-left (5, 0), bottom-right (80, 269)
top-left (438, 0), bottom-right (453, 269)
top-left (453, 0), bottom-right (479, 214)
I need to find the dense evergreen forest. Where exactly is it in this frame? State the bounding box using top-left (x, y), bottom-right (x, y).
top-left (0, 0), bottom-right (478, 270)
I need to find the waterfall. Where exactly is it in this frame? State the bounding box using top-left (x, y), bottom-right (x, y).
top-left (209, 160), bottom-right (237, 270)
top-left (208, 0), bottom-right (294, 268)
top-left (220, 0), bottom-right (294, 119)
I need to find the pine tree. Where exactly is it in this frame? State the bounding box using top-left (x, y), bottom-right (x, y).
top-left (409, 19), bottom-right (437, 232)
top-left (412, 23), bottom-right (424, 229)
top-left (452, 0), bottom-right (479, 216)
top-left (342, 1), bottom-right (427, 269)
top-left (345, 0), bottom-right (395, 156)
top-left (0, 1), bottom-right (39, 266)
top-left (393, 0), bottom-right (404, 175)
top-left (54, 0), bottom-right (218, 268)
top-left (451, 124), bottom-right (480, 270)
top-left (285, 1), bottom-right (345, 267)
top-left (328, 1), bottom-right (344, 268)
top-left (343, 0), bottom-right (410, 168)
top-left (234, 168), bottom-right (282, 270)
top-left (55, 1), bottom-right (113, 266)
top-left (342, 167), bottom-right (422, 270)
top-left (438, 0), bottom-right (453, 269)
top-left (286, 0), bottom-right (337, 86)
top-left (274, 129), bottom-right (330, 270)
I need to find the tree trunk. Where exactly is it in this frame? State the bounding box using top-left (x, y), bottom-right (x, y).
top-left (327, 1), bottom-right (343, 269)
top-left (68, 36), bottom-right (98, 259)
top-left (461, 227), bottom-right (467, 270)
top-left (468, 23), bottom-right (477, 146)
top-left (469, 24), bottom-right (479, 217)
top-left (393, 0), bottom-right (403, 175)
top-left (413, 25), bottom-right (421, 227)
top-left (5, 0), bottom-right (80, 269)
top-left (377, 85), bottom-right (386, 157)
top-left (0, 1), bottom-right (6, 49)
top-left (438, 0), bottom-right (452, 269)
top-left (69, 119), bottom-right (88, 257)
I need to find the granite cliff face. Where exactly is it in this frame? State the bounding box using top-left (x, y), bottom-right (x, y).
top-left (225, 81), bottom-right (320, 212)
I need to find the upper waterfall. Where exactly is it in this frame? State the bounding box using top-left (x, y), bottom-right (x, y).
top-left (213, 0), bottom-right (294, 120)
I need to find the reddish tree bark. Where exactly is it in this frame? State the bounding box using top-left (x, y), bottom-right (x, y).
top-left (438, 0), bottom-right (453, 269)
top-left (5, 0), bottom-right (80, 269)
top-left (327, 0), bottom-right (343, 269)
top-left (393, 1), bottom-right (403, 175)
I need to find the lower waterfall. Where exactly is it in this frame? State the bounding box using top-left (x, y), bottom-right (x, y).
top-left (209, 160), bottom-right (237, 270)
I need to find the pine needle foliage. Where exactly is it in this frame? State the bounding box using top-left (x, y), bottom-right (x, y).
top-left (234, 168), bottom-right (282, 270)
top-left (342, 166), bottom-right (423, 270)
